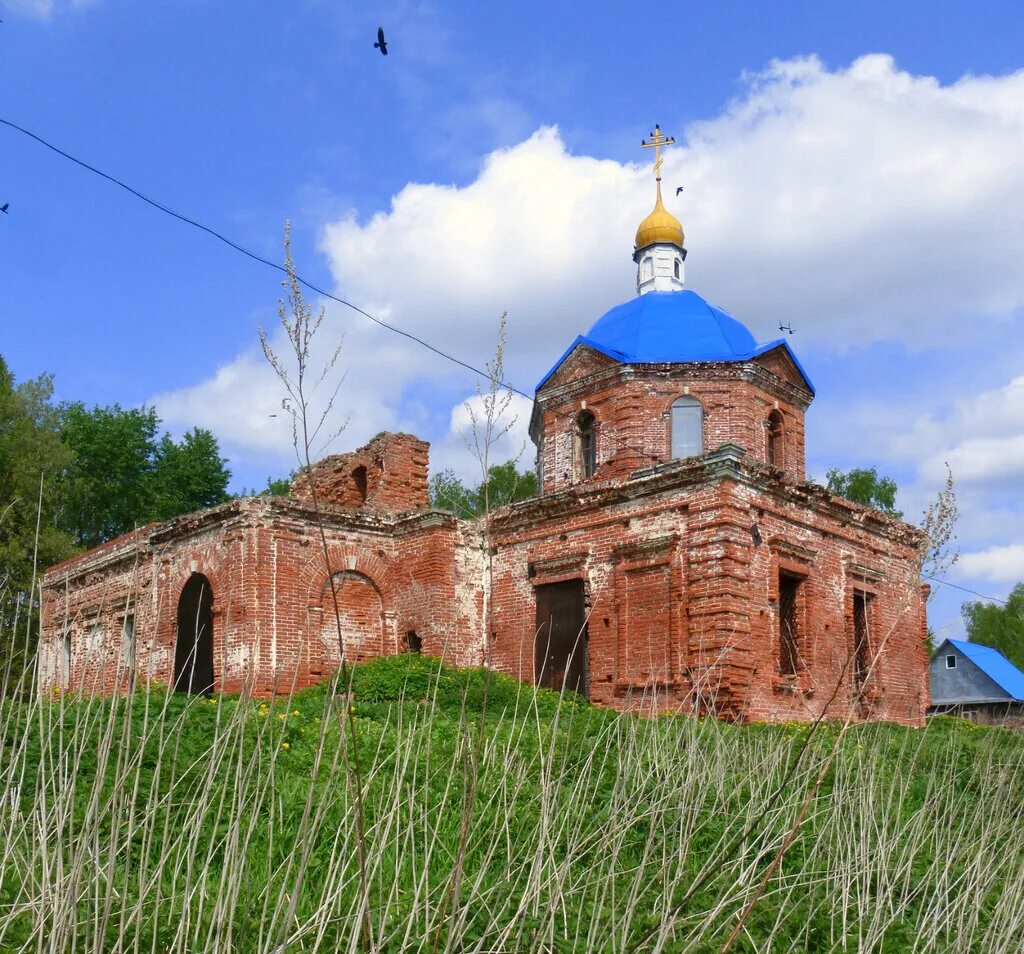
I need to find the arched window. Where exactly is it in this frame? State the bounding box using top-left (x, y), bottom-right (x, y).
top-left (670, 396), bottom-right (703, 459)
top-left (352, 465), bottom-right (368, 504)
top-left (766, 410), bottom-right (784, 468)
top-left (578, 412), bottom-right (597, 479)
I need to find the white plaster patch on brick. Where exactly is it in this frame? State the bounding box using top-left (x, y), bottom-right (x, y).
top-left (225, 643), bottom-right (251, 677)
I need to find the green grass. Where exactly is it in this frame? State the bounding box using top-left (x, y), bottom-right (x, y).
top-left (2, 654), bottom-right (1023, 952)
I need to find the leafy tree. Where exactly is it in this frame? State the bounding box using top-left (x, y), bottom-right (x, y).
top-left (962, 583), bottom-right (1024, 672)
top-left (59, 403), bottom-right (161, 548)
top-left (825, 467), bottom-right (902, 517)
top-left (238, 473), bottom-right (294, 497)
top-left (0, 358), bottom-right (77, 592)
top-left (60, 403), bottom-right (230, 548)
top-left (0, 357), bottom-right (76, 679)
top-left (150, 428), bottom-right (231, 521)
top-left (429, 461), bottom-right (536, 517)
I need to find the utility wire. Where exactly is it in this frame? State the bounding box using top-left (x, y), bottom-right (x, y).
top-left (7, 119), bottom-right (1013, 613)
top-left (921, 574), bottom-right (1009, 606)
top-left (0, 115), bottom-right (664, 468)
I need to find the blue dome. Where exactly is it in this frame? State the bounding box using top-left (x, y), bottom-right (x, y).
top-left (536, 289), bottom-right (814, 394)
top-left (585, 290), bottom-right (757, 362)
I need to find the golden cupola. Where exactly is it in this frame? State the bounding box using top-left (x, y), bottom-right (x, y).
top-left (633, 124), bottom-right (687, 295)
top-left (635, 181), bottom-right (684, 250)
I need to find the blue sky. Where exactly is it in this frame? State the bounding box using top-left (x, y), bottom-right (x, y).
top-left (2, 0), bottom-right (1024, 637)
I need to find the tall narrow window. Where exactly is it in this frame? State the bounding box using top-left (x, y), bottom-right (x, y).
top-left (671, 396), bottom-right (703, 459)
top-left (766, 410), bottom-right (785, 468)
top-left (121, 614), bottom-right (136, 664)
top-left (778, 573), bottom-right (801, 675)
top-left (578, 412), bottom-right (597, 479)
top-left (673, 259), bottom-right (680, 279)
top-left (61, 629), bottom-right (72, 688)
top-left (853, 591), bottom-right (871, 688)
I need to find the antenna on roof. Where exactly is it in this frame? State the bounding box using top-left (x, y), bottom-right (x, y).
top-left (779, 323), bottom-right (795, 335)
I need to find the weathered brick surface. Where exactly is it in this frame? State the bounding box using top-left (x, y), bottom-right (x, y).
top-left (290, 432), bottom-right (429, 512)
top-left (532, 347), bottom-right (811, 493)
top-left (40, 376), bottom-right (928, 726)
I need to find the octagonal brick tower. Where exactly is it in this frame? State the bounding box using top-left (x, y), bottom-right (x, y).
top-left (529, 134), bottom-right (814, 495)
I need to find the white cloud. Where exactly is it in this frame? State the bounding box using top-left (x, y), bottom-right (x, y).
top-left (958, 544), bottom-right (1024, 584)
top-left (432, 392), bottom-right (535, 481)
top-left (912, 377), bottom-right (1024, 487)
top-left (6, 0), bottom-right (98, 20)
top-left (156, 54), bottom-right (1024, 487)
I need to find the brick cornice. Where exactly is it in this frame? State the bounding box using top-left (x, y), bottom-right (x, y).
top-left (492, 444), bottom-right (925, 551)
top-left (535, 360), bottom-right (813, 417)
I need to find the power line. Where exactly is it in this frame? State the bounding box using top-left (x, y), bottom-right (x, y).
top-left (922, 574), bottom-right (1009, 606)
top-left (0, 115), bottom-right (664, 470)
top-left (7, 114), bottom-right (1016, 604)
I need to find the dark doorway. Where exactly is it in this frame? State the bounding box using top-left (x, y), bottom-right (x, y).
top-left (535, 579), bottom-right (588, 698)
top-left (174, 573), bottom-right (215, 694)
top-left (853, 590), bottom-right (872, 688)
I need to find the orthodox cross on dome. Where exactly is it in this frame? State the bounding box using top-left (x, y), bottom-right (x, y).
top-left (641, 124), bottom-right (675, 183)
top-left (634, 123), bottom-right (685, 294)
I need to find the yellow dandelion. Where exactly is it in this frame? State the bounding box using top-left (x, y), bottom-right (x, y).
top-left (282, 742), bottom-right (290, 750)
top-left (292, 709), bottom-right (300, 716)
top-left (278, 713), bottom-right (287, 721)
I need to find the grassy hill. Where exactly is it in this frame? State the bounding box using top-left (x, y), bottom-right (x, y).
top-left (2, 654), bottom-right (1023, 952)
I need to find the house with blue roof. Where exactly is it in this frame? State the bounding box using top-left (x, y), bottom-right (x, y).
top-left (929, 638), bottom-right (1024, 725)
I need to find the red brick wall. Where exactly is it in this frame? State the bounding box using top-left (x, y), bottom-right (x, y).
top-left (534, 352), bottom-right (811, 494)
top-left (485, 451), bottom-right (928, 725)
top-left (40, 498), bottom-right (477, 698)
top-left (290, 432), bottom-right (429, 513)
top-left (39, 442), bottom-right (927, 726)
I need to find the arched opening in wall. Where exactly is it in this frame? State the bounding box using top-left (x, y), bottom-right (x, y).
top-left (318, 571), bottom-right (384, 665)
top-left (174, 573), bottom-right (215, 694)
top-left (404, 631), bottom-right (422, 654)
top-left (766, 410), bottom-right (785, 469)
top-left (578, 412), bottom-right (597, 480)
top-left (670, 396), bottom-right (703, 459)
top-left (352, 465), bottom-right (368, 504)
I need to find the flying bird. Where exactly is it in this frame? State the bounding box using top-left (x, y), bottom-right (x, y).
top-left (374, 26), bottom-right (388, 55)
top-left (0, 204), bottom-right (8, 214)
top-left (675, 186), bottom-right (684, 196)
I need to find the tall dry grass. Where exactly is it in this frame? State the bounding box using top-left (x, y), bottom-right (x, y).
top-left (2, 634), bottom-right (1024, 953)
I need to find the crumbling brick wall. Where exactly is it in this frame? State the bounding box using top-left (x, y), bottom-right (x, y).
top-left (39, 431), bottom-right (927, 726)
top-left (484, 447), bottom-right (928, 725)
top-left (533, 350), bottom-right (811, 494)
top-left (289, 432), bottom-right (429, 513)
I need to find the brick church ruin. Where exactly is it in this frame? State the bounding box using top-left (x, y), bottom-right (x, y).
top-left (40, 127), bottom-right (930, 724)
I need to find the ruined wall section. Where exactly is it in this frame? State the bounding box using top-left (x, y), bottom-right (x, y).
top-left (40, 527), bottom-right (157, 695)
top-left (289, 432), bottom-right (429, 513)
top-left (734, 472), bottom-right (929, 726)
top-left (534, 359), bottom-right (811, 495)
top-left (487, 451), bottom-right (928, 725)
